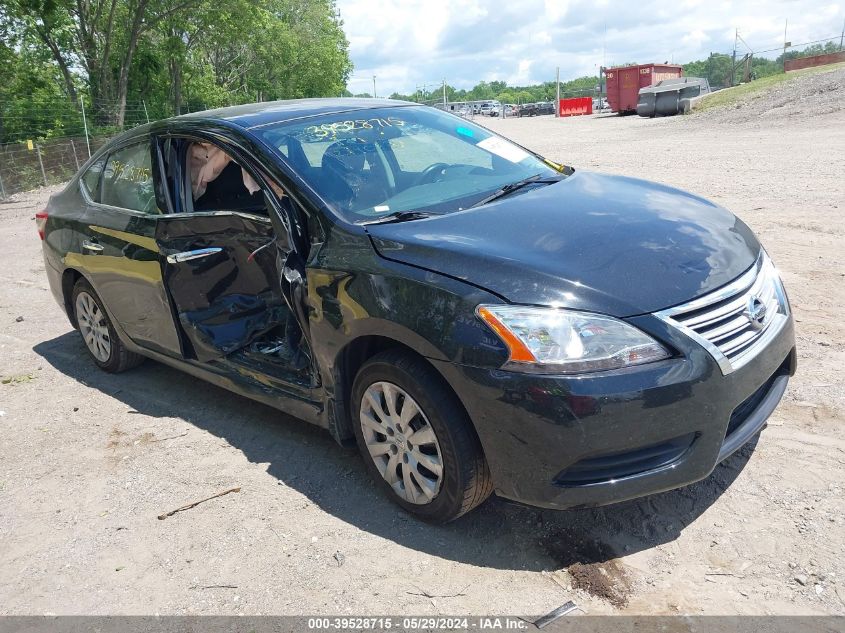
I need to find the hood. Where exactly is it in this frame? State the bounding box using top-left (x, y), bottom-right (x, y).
top-left (366, 171), bottom-right (760, 317)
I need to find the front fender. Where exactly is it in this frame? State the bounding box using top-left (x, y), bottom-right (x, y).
top-left (307, 254), bottom-right (509, 401)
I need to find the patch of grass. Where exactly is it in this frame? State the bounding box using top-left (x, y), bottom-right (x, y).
top-left (1, 373), bottom-right (36, 385)
top-left (695, 62), bottom-right (845, 112)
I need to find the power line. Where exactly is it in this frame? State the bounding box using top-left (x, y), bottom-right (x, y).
top-left (753, 35), bottom-right (844, 55)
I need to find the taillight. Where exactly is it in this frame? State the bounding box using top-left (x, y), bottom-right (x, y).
top-left (35, 209), bottom-right (48, 241)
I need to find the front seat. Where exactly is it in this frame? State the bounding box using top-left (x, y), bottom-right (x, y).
top-left (320, 139), bottom-right (387, 212)
top-left (194, 160), bottom-right (263, 213)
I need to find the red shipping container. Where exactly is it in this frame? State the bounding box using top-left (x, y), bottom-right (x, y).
top-left (605, 63), bottom-right (683, 113)
top-left (558, 97), bottom-right (593, 117)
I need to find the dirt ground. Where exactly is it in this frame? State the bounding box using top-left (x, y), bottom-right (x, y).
top-left (1, 68), bottom-right (844, 617)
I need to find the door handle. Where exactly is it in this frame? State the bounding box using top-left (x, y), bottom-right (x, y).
top-left (82, 240), bottom-right (104, 253)
top-left (166, 247), bottom-right (223, 264)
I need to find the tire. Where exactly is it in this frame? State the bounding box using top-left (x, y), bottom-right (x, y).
top-left (351, 349), bottom-right (493, 522)
top-left (71, 278), bottom-right (145, 373)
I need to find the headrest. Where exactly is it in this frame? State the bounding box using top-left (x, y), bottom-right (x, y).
top-left (322, 139), bottom-right (369, 174)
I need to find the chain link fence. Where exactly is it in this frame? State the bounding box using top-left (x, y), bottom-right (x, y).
top-left (0, 135), bottom-right (114, 200)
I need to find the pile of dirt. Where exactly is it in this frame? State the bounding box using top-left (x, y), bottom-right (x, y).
top-left (695, 65), bottom-right (845, 124)
top-left (568, 560), bottom-right (632, 608)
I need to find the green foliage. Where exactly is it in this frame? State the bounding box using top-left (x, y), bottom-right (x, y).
top-left (683, 53), bottom-right (786, 88)
top-left (0, 0), bottom-right (352, 143)
top-left (390, 75), bottom-right (602, 106)
top-left (496, 91), bottom-right (515, 104)
top-left (783, 41), bottom-right (842, 61)
top-left (0, 25), bottom-right (83, 143)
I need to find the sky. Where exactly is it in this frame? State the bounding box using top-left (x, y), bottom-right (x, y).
top-left (336, 0), bottom-right (844, 95)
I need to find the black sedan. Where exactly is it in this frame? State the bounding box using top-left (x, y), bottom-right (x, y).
top-left (38, 99), bottom-right (796, 522)
top-left (535, 101), bottom-right (556, 115)
top-left (517, 103), bottom-right (537, 117)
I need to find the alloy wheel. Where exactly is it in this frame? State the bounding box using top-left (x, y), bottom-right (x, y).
top-left (359, 381), bottom-right (444, 504)
top-left (75, 291), bottom-right (111, 362)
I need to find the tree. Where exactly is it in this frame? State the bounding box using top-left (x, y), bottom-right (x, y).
top-left (7, 0), bottom-right (80, 106)
top-left (496, 90), bottom-right (515, 104)
top-left (3, 0), bottom-right (351, 129)
top-left (516, 90), bottom-right (532, 104)
top-left (7, 0), bottom-right (206, 125)
top-left (684, 53), bottom-right (736, 88)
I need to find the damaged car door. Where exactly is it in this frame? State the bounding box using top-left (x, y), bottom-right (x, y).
top-left (153, 133), bottom-right (314, 388)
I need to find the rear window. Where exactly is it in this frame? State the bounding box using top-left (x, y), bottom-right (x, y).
top-left (80, 157), bottom-right (106, 201)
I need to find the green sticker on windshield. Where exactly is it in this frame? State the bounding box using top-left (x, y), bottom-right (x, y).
top-left (456, 126), bottom-right (474, 138)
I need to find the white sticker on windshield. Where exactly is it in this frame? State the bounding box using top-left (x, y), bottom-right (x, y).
top-left (477, 136), bottom-right (529, 163)
top-left (374, 205), bottom-right (390, 212)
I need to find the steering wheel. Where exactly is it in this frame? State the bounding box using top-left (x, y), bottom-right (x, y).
top-left (416, 162), bottom-right (451, 185)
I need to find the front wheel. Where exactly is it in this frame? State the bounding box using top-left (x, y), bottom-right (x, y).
top-left (351, 350), bottom-right (493, 522)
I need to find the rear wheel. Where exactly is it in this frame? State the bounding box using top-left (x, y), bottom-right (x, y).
top-left (351, 350), bottom-right (493, 522)
top-left (72, 279), bottom-right (144, 373)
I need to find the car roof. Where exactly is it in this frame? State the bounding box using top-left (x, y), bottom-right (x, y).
top-left (172, 97), bottom-right (418, 129)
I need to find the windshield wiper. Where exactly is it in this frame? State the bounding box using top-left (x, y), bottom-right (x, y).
top-left (469, 174), bottom-right (562, 208)
top-left (360, 210), bottom-right (434, 225)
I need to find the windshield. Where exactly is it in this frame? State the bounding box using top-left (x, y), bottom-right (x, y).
top-left (254, 105), bottom-right (564, 223)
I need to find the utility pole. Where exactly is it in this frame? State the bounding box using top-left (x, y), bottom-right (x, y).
top-left (731, 28), bottom-right (737, 86)
top-left (783, 19), bottom-right (789, 73)
top-left (599, 66), bottom-right (604, 107)
top-left (839, 17), bottom-right (844, 50)
top-left (555, 66), bottom-right (560, 118)
top-left (372, 75), bottom-right (377, 98)
top-left (442, 79), bottom-right (447, 106)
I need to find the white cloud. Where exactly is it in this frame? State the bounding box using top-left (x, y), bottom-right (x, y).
top-left (337, 0), bottom-right (844, 94)
top-left (507, 59), bottom-right (535, 86)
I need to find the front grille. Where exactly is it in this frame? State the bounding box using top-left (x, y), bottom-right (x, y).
top-left (655, 253), bottom-right (790, 375)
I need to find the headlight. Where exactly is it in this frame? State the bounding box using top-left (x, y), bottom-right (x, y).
top-left (476, 305), bottom-right (670, 374)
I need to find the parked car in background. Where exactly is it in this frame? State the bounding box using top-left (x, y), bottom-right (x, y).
top-left (536, 101), bottom-right (555, 115)
top-left (479, 101), bottom-right (501, 116)
top-left (504, 104), bottom-right (518, 117)
top-left (38, 98), bottom-right (795, 523)
top-left (517, 103), bottom-right (537, 117)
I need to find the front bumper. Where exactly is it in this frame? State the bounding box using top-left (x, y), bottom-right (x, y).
top-left (431, 313), bottom-right (796, 509)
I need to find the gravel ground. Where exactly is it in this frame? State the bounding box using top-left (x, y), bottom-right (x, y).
top-left (1, 67), bottom-right (844, 616)
top-left (693, 64), bottom-right (845, 125)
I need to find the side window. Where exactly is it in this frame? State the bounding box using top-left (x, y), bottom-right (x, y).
top-left (80, 157), bottom-right (106, 202)
top-left (100, 141), bottom-right (159, 214)
top-left (185, 140), bottom-right (268, 216)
